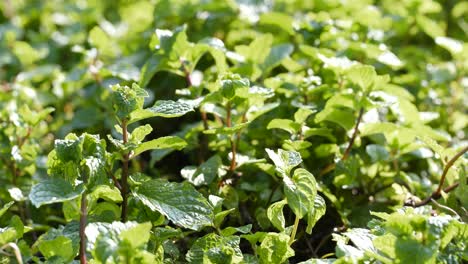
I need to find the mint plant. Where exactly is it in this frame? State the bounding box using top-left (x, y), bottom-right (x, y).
top-left (1, 1), bottom-right (467, 263)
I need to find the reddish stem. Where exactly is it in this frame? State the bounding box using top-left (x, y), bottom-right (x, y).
top-left (319, 108), bottom-right (364, 176)
top-left (120, 119), bottom-right (129, 222)
top-left (406, 145), bottom-right (467, 207)
top-left (79, 193), bottom-right (87, 264)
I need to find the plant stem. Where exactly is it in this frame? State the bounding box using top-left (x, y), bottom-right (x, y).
top-left (79, 193), bottom-right (87, 264)
top-left (226, 102), bottom-right (236, 172)
top-left (120, 119), bottom-right (129, 222)
top-left (0, 243), bottom-right (23, 264)
top-left (406, 145), bottom-right (467, 207)
top-left (435, 145), bottom-right (467, 194)
top-left (289, 215), bottom-right (301, 245)
top-left (319, 108), bottom-right (364, 176)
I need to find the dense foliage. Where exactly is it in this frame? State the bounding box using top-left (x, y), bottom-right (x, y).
top-left (0, 0), bottom-right (467, 263)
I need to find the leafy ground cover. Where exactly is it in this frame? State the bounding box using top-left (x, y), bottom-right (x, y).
top-left (0, 0), bottom-right (467, 263)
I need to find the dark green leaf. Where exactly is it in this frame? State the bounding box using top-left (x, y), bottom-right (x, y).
top-left (134, 179), bottom-right (214, 230)
top-left (29, 179), bottom-right (85, 208)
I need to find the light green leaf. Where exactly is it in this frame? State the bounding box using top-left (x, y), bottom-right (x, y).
top-left (0, 216), bottom-right (24, 245)
top-left (186, 234), bottom-right (243, 264)
top-left (306, 195), bottom-right (326, 234)
top-left (315, 107), bottom-right (355, 131)
top-left (29, 179), bottom-right (85, 208)
top-left (416, 15), bottom-right (445, 38)
top-left (130, 124), bottom-right (153, 143)
top-left (267, 199), bottom-right (287, 232)
top-left (283, 168), bottom-right (317, 218)
top-left (346, 64), bottom-right (377, 91)
top-left (221, 224), bottom-right (252, 237)
top-left (132, 136), bottom-right (187, 157)
top-left (0, 201), bottom-right (14, 218)
top-left (258, 233), bottom-right (294, 264)
top-left (265, 148), bottom-right (302, 176)
top-left (303, 127), bottom-right (336, 142)
top-left (220, 75), bottom-right (250, 100)
top-left (236, 34), bottom-right (272, 64)
top-left (38, 236), bottom-right (74, 261)
top-left (12, 41), bottom-right (41, 66)
top-left (267, 119), bottom-right (301, 135)
top-left (343, 228), bottom-right (376, 253)
top-left (246, 102), bottom-right (280, 122)
top-left (134, 179), bottom-right (214, 230)
top-left (86, 221), bottom-right (153, 263)
top-left (259, 12), bottom-right (295, 35)
top-left (88, 26), bottom-right (115, 57)
top-left (8, 187), bottom-right (25, 201)
top-left (89, 185), bottom-right (122, 203)
top-left (203, 122), bottom-right (250, 135)
top-left (129, 100), bottom-right (194, 123)
top-left (294, 108), bottom-right (315, 124)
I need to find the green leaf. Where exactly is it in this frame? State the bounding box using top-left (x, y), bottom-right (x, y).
top-left (435, 37), bottom-right (463, 56)
top-left (366, 144), bottom-right (390, 163)
top-left (259, 12), bottom-right (295, 35)
top-left (130, 124), bottom-right (153, 143)
top-left (29, 179), bottom-right (85, 208)
top-left (416, 15), bottom-right (445, 38)
top-left (306, 195), bottom-right (326, 234)
top-left (156, 25), bottom-right (190, 60)
top-left (246, 102), bottom-right (280, 122)
top-left (12, 41), bottom-right (41, 66)
top-left (303, 127), bottom-right (336, 141)
top-left (267, 199), bottom-right (287, 232)
top-left (236, 34), bottom-right (272, 64)
top-left (132, 136), bottom-right (187, 157)
top-left (267, 119), bottom-right (301, 135)
top-left (343, 228), bottom-right (376, 253)
top-left (346, 65), bottom-right (378, 91)
top-left (88, 26), bottom-right (115, 57)
top-left (89, 185), bottom-right (122, 203)
top-left (261, 44), bottom-right (294, 73)
top-left (203, 122), bottom-right (250, 135)
top-left (258, 233), bottom-right (294, 264)
top-left (139, 53), bottom-right (169, 88)
top-left (265, 148), bottom-right (302, 176)
top-left (0, 201), bottom-right (14, 218)
top-left (220, 74), bottom-right (250, 100)
top-left (214, 208), bottom-right (236, 228)
top-left (129, 100), bottom-right (194, 123)
top-left (294, 108), bottom-right (315, 124)
top-left (55, 136), bottom-right (82, 162)
top-left (0, 216), bottom-right (24, 245)
top-left (186, 233), bottom-right (243, 264)
top-left (181, 155), bottom-right (222, 186)
top-left (38, 236), bottom-right (74, 261)
top-left (221, 224), bottom-right (252, 237)
top-left (112, 83), bottom-right (148, 120)
top-left (134, 179), bottom-right (214, 230)
top-left (86, 221), bottom-right (153, 263)
top-left (283, 168), bottom-right (317, 218)
top-left (315, 107), bottom-right (355, 131)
